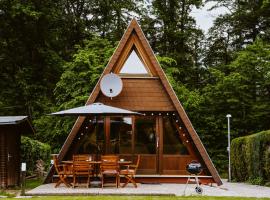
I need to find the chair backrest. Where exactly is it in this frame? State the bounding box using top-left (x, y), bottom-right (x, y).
top-left (73, 154), bottom-right (93, 161)
top-left (134, 155), bottom-right (140, 172)
top-left (52, 155), bottom-right (61, 174)
top-left (100, 155), bottom-right (119, 172)
top-left (73, 155), bottom-right (93, 173)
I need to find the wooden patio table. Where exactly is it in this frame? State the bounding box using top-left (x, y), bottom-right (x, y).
top-left (62, 160), bottom-right (132, 165)
top-left (61, 160), bottom-right (132, 179)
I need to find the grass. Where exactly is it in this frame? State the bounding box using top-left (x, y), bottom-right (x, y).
top-left (0, 190), bottom-right (16, 198)
top-left (26, 178), bottom-right (44, 189)
top-left (0, 196), bottom-right (269, 200)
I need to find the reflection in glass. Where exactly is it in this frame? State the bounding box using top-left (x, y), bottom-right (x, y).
top-left (110, 117), bottom-right (132, 154)
top-left (135, 117), bottom-right (156, 154)
top-left (120, 50), bottom-right (148, 74)
top-left (163, 117), bottom-right (189, 155)
top-left (77, 117), bottom-right (105, 155)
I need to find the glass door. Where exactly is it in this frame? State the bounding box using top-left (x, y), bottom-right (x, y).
top-left (134, 116), bottom-right (158, 174)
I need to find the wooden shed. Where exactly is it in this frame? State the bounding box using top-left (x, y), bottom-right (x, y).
top-left (46, 19), bottom-right (222, 185)
top-left (0, 116), bottom-right (34, 188)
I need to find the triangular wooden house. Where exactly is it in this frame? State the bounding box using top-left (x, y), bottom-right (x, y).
top-left (46, 19), bottom-right (222, 185)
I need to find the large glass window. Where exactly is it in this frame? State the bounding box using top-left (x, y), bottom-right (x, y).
top-left (77, 117), bottom-right (105, 155)
top-left (134, 116), bottom-right (156, 154)
top-left (109, 117), bottom-right (132, 154)
top-left (163, 117), bottom-right (189, 155)
top-left (120, 49), bottom-right (149, 75)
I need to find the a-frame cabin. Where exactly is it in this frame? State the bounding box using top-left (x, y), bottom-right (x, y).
top-left (46, 19), bottom-right (222, 185)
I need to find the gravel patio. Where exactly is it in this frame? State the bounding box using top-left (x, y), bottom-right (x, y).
top-left (26, 180), bottom-right (270, 198)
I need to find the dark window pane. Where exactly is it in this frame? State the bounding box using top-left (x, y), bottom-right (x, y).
top-left (134, 116), bottom-right (156, 154)
top-left (110, 117), bottom-right (132, 154)
top-left (78, 117), bottom-right (105, 155)
top-left (163, 117), bottom-right (189, 155)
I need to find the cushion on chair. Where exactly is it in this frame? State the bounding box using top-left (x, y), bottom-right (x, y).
top-left (120, 169), bottom-right (135, 174)
top-left (102, 169), bottom-right (118, 174)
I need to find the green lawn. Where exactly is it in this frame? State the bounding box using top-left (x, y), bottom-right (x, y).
top-left (1, 196), bottom-right (270, 200)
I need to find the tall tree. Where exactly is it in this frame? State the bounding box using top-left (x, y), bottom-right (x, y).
top-left (149, 0), bottom-right (205, 88)
top-left (0, 0), bottom-right (66, 116)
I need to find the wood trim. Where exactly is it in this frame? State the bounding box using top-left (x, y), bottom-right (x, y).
top-left (155, 117), bottom-right (159, 173)
top-left (158, 116), bottom-right (163, 174)
top-left (112, 32), bottom-right (158, 77)
top-left (104, 116), bottom-right (110, 154)
top-left (131, 116), bottom-right (135, 157)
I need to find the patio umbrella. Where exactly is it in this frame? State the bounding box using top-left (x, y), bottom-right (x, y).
top-left (50, 102), bottom-right (142, 116)
top-left (50, 102), bottom-right (141, 170)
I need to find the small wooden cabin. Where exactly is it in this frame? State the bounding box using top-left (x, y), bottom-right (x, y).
top-left (46, 19), bottom-right (222, 185)
top-left (0, 116), bottom-right (34, 188)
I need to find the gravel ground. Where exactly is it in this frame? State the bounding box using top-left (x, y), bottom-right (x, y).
top-left (26, 180), bottom-right (270, 197)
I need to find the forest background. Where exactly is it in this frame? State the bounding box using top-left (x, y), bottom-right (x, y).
top-left (1, 0), bottom-right (270, 174)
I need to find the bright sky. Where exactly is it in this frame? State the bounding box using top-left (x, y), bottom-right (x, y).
top-left (191, 1), bottom-right (229, 32)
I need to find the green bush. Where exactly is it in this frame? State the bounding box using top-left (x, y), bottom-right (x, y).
top-left (231, 130), bottom-right (270, 185)
top-left (21, 136), bottom-right (51, 175)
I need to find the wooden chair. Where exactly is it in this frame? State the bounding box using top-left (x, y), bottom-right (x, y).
top-left (100, 155), bottom-right (119, 188)
top-left (53, 155), bottom-right (72, 188)
top-left (119, 155), bottom-right (140, 188)
top-left (72, 154), bottom-right (94, 188)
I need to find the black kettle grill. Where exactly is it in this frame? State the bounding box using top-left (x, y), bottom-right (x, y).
top-left (184, 160), bottom-right (203, 195)
top-left (186, 160), bottom-right (203, 175)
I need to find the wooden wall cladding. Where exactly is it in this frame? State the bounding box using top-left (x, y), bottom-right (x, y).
top-left (96, 78), bottom-right (175, 111)
top-left (162, 155), bottom-right (194, 175)
top-left (0, 132), bottom-right (7, 188)
top-left (137, 155), bottom-right (157, 174)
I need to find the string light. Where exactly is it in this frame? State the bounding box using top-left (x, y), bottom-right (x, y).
top-left (179, 126), bottom-right (182, 129)
top-left (159, 113), bottom-right (161, 116)
top-left (173, 113), bottom-right (175, 116)
top-left (183, 134), bottom-right (185, 137)
top-left (176, 120), bottom-right (179, 123)
top-left (81, 133), bottom-right (84, 136)
top-left (186, 140), bottom-right (189, 143)
top-left (85, 127), bottom-right (88, 129)
top-left (166, 113), bottom-right (169, 115)
top-left (89, 120), bottom-right (92, 122)
top-left (78, 137), bottom-right (80, 140)
top-left (151, 113), bottom-right (154, 116)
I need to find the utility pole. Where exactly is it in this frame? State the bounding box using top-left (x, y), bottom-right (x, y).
top-left (226, 114), bottom-right (232, 182)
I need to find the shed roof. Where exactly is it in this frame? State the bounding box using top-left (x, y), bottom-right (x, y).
top-left (0, 116), bottom-right (34, 135)
top-left (0, 116), bottom-right (28, 125)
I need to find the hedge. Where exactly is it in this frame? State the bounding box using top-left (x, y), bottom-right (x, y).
top-left (231, 130), bottom-right (270, 185)
top-left (21, 136), bottom-right (51, 175)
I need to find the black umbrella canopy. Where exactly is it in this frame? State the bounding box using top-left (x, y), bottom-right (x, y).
top-left (50, 102), bottom-right (142, 116)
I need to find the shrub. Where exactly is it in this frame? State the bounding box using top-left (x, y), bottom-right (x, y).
top-left (231, 130), bottom-right (270, 185)
top-left (21, 136), bottom-right (51, 176)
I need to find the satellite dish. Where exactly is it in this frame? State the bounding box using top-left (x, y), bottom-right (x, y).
top-left (100, 73), bottom-right (123, 98)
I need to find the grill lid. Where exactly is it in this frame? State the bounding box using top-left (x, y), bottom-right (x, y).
top-left (186, 160), bottom-right (203, 175)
